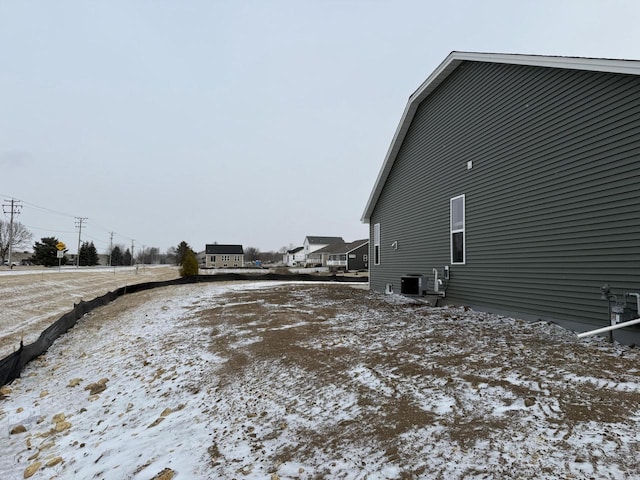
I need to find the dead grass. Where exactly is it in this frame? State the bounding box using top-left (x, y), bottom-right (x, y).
top-left (4, 280), bottom-right (640, 477)
top-left (182, 283), bottom-right (640, 477)
top-left (0, 266), bottom-right (179, 357)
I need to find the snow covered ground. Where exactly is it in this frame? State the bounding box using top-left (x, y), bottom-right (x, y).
top-left (1, 281), bottom-right (640, 479)
top-left (0, 265), bottom-right (180, 358)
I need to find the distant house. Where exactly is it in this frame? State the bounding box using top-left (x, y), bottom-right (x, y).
top-left (283, 246), bottom-right (305, 267)
top-left (303, 236), bottom-right (344, 267)
top-left (315, 239), bottom-right (369, 271)
top-left (362, 51), bottom-right (640, 343)
top-left (205, 244), bottom-right (244, 268)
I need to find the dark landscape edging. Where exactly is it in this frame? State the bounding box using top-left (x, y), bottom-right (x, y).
top-left (0, 273), bottom-right (367, 387)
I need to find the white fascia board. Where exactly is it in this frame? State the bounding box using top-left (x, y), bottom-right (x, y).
top-left (453, 51), bottom-right (640, 76)
top-left (361, 52), bottom-right (464, 223)
top-left (360, 51), bottom-right (640, 223)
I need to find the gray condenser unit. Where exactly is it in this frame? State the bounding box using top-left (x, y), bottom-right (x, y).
top-left (400, 274), bottom-right (426, 296)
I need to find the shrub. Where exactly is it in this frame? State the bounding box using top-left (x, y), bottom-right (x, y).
top-left (180, 250), bottom-right (199, 277)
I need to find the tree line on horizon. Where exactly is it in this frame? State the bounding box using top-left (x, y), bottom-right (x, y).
top-left (1, 219), bottom-right (291, 268)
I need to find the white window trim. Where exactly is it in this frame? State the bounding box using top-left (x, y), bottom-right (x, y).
top-left (450, 194), bottom-right (466, 265)
top-left (373, 223), bottom-right (381, 265)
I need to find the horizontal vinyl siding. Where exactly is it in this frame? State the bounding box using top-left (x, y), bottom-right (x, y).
top-left (370, 61), bottom-right (640, 329)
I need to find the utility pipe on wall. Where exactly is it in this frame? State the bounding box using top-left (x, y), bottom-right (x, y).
top-left (577, 317), bottom-right (640, 339)
top-left (433, 268), bottom-right (440, 294)
top-left (625, 292), bottom-right (640, 314)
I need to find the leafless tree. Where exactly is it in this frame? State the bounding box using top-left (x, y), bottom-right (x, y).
top-left (0, 220), bottom-right (33, 261)
top-left (245, 246), bottom-right (260, 262)
top-left (279, 243), bottom-right (296, 254)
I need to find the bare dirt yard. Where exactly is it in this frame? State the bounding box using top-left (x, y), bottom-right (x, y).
top-left (0, 266), bottom-right (180, 358)
top-left (1, 281), bottom-right (640, 479)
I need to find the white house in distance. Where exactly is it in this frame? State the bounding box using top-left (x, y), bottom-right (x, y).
top-left (303, 236), bottom-right (344, 267)
top-left (283, 246), bottom-right (305, 267)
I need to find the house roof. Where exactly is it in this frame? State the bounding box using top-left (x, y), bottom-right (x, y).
top-left (361, 51), bottom-right (640, 223)
top-left (345, 239), bottom-right (369, 253)
top-left (287, 246), bottom-right (304, 254)
top-left (313, 242), bottom-right (348, 255)
top-left (314, 239), bottom-right (369, 255)
top-left (305, 236), bottom-right (345, 245)
top-left (205, 244), bottom-right (244, 255)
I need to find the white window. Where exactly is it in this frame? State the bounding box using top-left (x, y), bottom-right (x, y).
top-left (450, 194), bottom-right (465, 264)
top-left (374, 223), bottom-right (381, 265)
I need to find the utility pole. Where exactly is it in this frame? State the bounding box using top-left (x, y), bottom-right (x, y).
top-left (108, 232), bottom-right (114, 267)
top-left (75, 217), bottom-right (87, 267)
top-left (2, 199), bottom-right (21, 267)
top-left (131, 240), bottom-right (135, 266)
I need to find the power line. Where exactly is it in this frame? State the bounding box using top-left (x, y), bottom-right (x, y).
top-left (0, 193), bottom-right (157, 252)
top-left (5, 196), bottom-right (76, 219)
top-left (23, 224), bottom-right (76, 234)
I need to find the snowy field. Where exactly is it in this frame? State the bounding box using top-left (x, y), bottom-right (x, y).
top-left (0, 265), bottom-right (180, 358)
top-left (1, 281), bottom-right (640, 479)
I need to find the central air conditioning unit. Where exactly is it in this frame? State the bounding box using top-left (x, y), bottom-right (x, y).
top-left (400, 274), bottom-right (426, 296)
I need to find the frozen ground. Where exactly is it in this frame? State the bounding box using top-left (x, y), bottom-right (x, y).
top-left (0, 265), bottom-right (180, 358)
top-left (1, 281), bottom-right (640, 479)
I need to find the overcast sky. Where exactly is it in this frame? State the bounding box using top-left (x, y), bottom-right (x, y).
top-left (1, 1), bottom-right (640, 254)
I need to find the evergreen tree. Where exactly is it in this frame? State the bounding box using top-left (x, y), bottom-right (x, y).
top-left (79, 241), bottom-right (99, 266)
top-left (180, 249), bottom-right (199, 277)
top-left (175, 241), bottom-right (194, 266)
top-left (31, 237), bottom-right (66, 267)
top-left (87, 241), bottom-right (99, 265)
top-left (110, 245), bottom-right (123, 266)
top-left (123, 248), bottom-right (132, 266)
top-left (79, 241), bottom-right (89, 266)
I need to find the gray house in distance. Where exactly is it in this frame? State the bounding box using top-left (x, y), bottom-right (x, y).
top-left (314, 239), bottom-right (369, 271)
top-left (361, 51), bottom-right (640, 343)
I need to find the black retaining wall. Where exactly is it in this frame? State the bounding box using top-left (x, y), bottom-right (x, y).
top-left (0, 273), bottom-right (367, 387)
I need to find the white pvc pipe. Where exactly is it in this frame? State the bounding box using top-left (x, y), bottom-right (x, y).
top-left (577, 317), bottom-right (640, 338)
top-left (626, 292), bottom-right (640, 314)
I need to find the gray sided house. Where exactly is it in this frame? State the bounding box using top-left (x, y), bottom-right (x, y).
top-left (205, 244), bottom-right (244, 268)
top-left (314, 239), bottom-right (369, 271)
top-left (362, 51), bottom-right (640, 343)
top-left (344, 239), bottom-right (369, 271)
